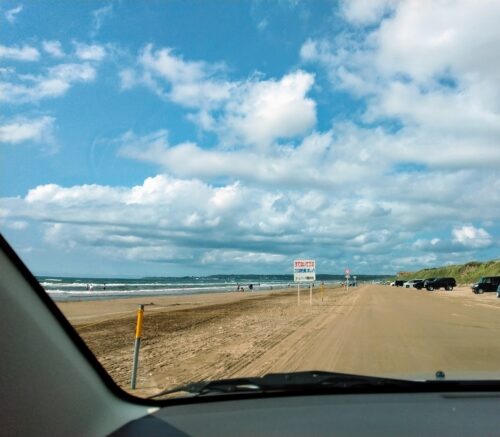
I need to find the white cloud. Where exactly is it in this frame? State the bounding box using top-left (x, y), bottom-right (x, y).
top-left (5, 5), bottom-right (23, 24)
top-left (5, 220), bottom-right (28, 230)
top-left (91, 4), bottom-right (113, 36)
top-left (300, 0), bottom-right (500, 176)
top-left (340, 0), bottom-right (401, 25)
top-left (2, 169), bottom-right (497, 272)
top-left (42, 40), bottom-right (64, 58)
top-left (304, 1), bottom-right (500, 135)
top-left (200, 250), bottom-right (287, 265)
top-left (124, 45), bottom-right (317, 148)
top-left (452, 225), bottom-right (492, 248)
top-left (0, 116), bottom-right (55, 144)
top-left (0, 44), bottom-right (39, 61)
top-left (137, 44), bottom-right (232, 108)
top-left (221, 71), bottom-right (316, 148)
top-left (74, 43), bottom-right (106, 61)
top-left (0, 62), bottom-right (96, 103)
top-left (118, 128), bottom-right (376, 188)
top-left (0, 174), bottom-right (396, 266)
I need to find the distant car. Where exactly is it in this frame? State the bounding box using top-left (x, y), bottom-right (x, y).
top-left (403, 279), bottom-right (424, 288)
top-left (472, 276), bottom-right (500, 294)
top-left (394, 280), bottom-right (405, 287)
top-left (425, 277), bottom-right (456, 291)
top-left (497, 284), bottom-right (500, 298)
top-left (414, 278), bottom-right (435, 290)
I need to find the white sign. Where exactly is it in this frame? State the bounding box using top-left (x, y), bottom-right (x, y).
top-left (294, 259), bottom-right (316, 282)
top-left (345, 268), bottom-right (350, 275)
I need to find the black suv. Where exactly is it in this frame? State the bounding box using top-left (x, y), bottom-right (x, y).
top-left (425, 277), bottom-right (456, 291)
top-left (414, 278), bottom-right (434, 290)
top-left (472, 276), bottom-right (500, 294)
top-left (412, 279), bottom-right (425, 289)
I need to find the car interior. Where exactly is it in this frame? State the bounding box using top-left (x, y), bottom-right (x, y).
top-left (2, 234), bottom-right (500, 436)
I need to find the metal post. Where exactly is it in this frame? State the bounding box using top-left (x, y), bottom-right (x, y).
top-left (321, 282), bottom-right (324, 302)
top-left (131, 304), bottom-right (144, 389)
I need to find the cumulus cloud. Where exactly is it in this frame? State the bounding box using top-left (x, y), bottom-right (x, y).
top-left (122, 45), bottom-right (317, 148)
top-left (0, 62), bottom-right (96, 103)
top-left (221, 71), bottom-right (316, 148)
top-left (136, 44), bottom-right (231, 108)
top-left (452, 225), bottom-right (492, 248)
top-left (118, 128), bottom-right (379, 188)
top-left (0, 44), bottom-right (39, 61)
top-left (340, 0), bottom-right (401, 25)
top-left (74, 43), bottom-right (106, 61)
top-left (1, 174), bottom-right (398, 268)
top-left (301, 0), bottom-right (500, 169)
top-left (2, 168), bottom-right (497, 272)
top-left (42, 40), bottom-right (65, 58)
top-left (0, 116), bottom-right (55, 144)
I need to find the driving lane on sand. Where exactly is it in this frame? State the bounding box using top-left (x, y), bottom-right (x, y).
top-left (243, 285), bottom-right (500, 380)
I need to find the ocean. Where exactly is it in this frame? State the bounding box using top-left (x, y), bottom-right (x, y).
top-left (39, 274), bottom-right (390, 301)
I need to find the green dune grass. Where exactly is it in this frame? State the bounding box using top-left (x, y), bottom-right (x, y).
top-left (395, 260), bottom-right (500, 285)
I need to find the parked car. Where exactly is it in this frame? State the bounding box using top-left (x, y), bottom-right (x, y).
top-left (403, 279), bottom-right (424, 288)
top-left (414, 278), bottom-right (435, 290)
top-left (472, 276), bottom-right (500, 294)
top-left (394, 280), bottom-right (405, 287)
top-left (497, 284), bottom-right (500, 298)
top-left (425, 277), bottom-right (456, 291)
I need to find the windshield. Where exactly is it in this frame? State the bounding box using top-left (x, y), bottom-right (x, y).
top-left (1, 0), bottom-right (500, 399)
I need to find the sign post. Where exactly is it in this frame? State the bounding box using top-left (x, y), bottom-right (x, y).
top-left (345, 268), bottom-right (351, 292)
top-left (131, 304), bottom-right (144, 389)
top-left (294, 260), bottom-right (316, 305)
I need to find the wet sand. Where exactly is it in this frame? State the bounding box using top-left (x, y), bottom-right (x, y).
top-left (57, 284), bottom-right (500, 398)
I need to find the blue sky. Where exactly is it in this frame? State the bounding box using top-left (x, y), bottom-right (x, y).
top-left (0, 0), bottom-right (499, 277)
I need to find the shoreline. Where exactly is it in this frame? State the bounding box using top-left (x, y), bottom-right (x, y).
top-left (56, 286), bottom-right (310, 325)
top-left (48, 282), bottom-right (344, 303)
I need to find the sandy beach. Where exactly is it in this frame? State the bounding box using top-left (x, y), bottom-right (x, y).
top-left (57, 284), bottom-right (500, 398)
top-left (57, 285), bottom-right (344, 397)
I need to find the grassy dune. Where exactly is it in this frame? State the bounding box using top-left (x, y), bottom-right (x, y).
top-left (396, 260), bottom-right (500, 284)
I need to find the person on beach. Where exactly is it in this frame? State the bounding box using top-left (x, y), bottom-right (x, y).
top-left (249, 284), bottom-right (253, 291)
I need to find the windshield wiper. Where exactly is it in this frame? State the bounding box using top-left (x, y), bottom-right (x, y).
top-left (149, 371), bottom-right (420, 400)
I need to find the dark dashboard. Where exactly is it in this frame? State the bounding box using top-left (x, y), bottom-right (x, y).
top-left (113, 392), bottom-right (500, 437)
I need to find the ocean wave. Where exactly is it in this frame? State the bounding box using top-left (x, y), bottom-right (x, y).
top-left (40, 281), bottom-right (267, 288)
top-left (45, 285), bottom-right (239, 295)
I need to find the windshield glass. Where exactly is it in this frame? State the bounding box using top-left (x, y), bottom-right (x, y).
top-left (1, 0), bottom-right (499, 399)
